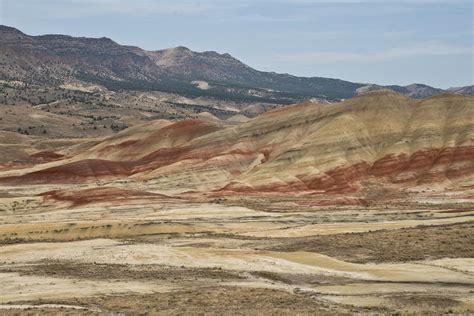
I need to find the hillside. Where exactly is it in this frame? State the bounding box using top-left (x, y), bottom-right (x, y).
top-left (2, 25), bottom-right (470, 105)
top-left (2, 91), bottom-right (472, 198)
top-left (0, 25), bottom-right (353, 103)
top-left (357, 83), bottom-right (446, 98)
top-left (448, 85), bottom-right (474, 95)
top-left (146, 46), bottom-right (363, 100)
top-left (0, 25), bottom-right (169, 86)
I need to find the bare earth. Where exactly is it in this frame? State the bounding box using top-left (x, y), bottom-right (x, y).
top-left (0, 184), bottom-right (473, 314)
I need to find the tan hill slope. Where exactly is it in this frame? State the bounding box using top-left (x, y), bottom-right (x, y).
top-left (1, 91), bottom-right (473, 195)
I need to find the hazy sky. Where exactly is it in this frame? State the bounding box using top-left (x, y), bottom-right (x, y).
top-left (1, 0), bottom-right (472, 88)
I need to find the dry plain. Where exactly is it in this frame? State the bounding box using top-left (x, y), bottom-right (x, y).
top-left (0, 181), bottom-right (473, 314)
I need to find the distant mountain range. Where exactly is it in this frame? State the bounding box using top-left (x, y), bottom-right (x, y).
top-left (1, 25), bottom-right (472, 103)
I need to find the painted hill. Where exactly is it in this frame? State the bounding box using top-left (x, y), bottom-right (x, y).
top-left (2, 92), bottom-right (473, 198)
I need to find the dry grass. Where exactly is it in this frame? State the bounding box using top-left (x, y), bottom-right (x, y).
top-left (5, 261), bottom-right (244, 282)
top-left (261, 222), bottom-right (474, 263)
top-left (12, 287), bottom-right (362, 315)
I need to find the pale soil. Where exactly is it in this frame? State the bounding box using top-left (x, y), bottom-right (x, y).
top-left (0, 85), bottom-right (259, 157)
top-left (239, 215), bottom-right (474, 237)
top-left (0, 184), bottom-right (473, 314)
top-left (192, 80), bottom-right (210, 90)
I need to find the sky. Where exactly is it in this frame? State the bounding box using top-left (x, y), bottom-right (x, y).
top-left (1, 0), bottom-right (472, 88)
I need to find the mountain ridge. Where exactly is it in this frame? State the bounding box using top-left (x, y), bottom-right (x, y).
top-left (1, 25), bottom-right (472, 103)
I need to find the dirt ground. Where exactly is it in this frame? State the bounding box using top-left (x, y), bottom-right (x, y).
top-left (0, 184), bottom-right (473, 314)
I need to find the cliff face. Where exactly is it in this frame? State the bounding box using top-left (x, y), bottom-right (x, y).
top-left (2, 91), bottom-right (473, 197)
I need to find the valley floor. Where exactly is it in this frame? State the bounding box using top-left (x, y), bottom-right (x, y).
top-left (0, 183), bottom-right (473, 315)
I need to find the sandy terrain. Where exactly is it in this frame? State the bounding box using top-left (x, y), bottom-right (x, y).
top-left (0, 183), bottom-right (473, 314)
